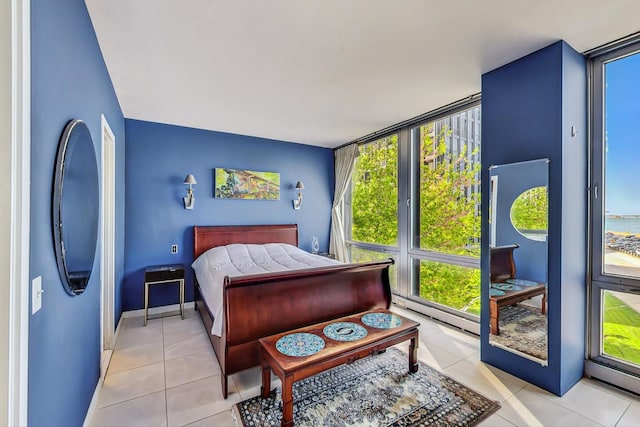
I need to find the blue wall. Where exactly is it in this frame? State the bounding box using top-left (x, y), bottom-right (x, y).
top-left (30, 0), bottom-right (125, 425)
top-left (123, 119), bottom-right (334, 311)
top-left (481, 40), bottom-right (586, 396)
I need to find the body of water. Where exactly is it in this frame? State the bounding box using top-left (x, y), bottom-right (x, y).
top-left (606, 217), bottom-right (640, 234)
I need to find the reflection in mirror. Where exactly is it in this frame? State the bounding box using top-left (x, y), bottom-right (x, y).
top-left (489, 159), bottom-right (549, 364)
top-left (53, 120), bottom-right (100, 296)
top-left (510, 187), bottom-right (548, 242)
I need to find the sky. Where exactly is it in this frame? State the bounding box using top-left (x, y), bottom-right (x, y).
top-left (605, 51), bottom-right (640, 215)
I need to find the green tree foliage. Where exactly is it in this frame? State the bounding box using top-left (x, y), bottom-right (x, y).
top-left (511, 186), bottom-right (548, 232)
top-left (349, 124), bottom-right (482, 314)
top-left (352, 135), bottom-right (398, 246)
top-left (418, 125), bottom-right (480, 256)
top-left (418, 261), bottom-right (481, 315)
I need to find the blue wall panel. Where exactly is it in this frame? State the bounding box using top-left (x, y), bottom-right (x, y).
top-left (123, 119), bottom-right (334, 311)
top-left (481, 40), bottom-right (586, 396)
top-left (558, 42), bottom-right (588, 393)
top-left (30, 0), bottom-right (125, 425)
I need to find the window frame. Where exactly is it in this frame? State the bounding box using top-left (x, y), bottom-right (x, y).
top-left (342, 98), bottom-right (482, 328)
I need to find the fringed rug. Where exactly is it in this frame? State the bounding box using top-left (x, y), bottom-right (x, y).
top-left (490, 304), bottom-right (547, 360)
top-left (233, 347), bottom-right (500, 426)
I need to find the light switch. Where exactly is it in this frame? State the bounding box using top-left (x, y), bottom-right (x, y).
top-left (32, 276), bottom-right (43, 314)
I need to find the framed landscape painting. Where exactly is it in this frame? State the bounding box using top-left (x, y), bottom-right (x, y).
top-left (214, 168), bottom-right (280, 200)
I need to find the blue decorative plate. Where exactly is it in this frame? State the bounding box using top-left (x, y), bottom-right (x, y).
top-left (489, 288), bottom-right (506, 297)
top-left (361, 313), bottom-right (402, 329)
top-left (275, 333), bottom-right (325, 357)
top-left (491, 283), bottom-right (523, 291)
top-left (323, 322), bottom-right (368, 342)
top-left (505, 278), bottom-right (542, 287)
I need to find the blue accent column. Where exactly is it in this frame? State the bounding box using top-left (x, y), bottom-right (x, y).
top-left (481, 40), bottom-right (587, 396)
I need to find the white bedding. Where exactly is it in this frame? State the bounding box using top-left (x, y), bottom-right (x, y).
top-left (191, 243), bottom-right (341, 336)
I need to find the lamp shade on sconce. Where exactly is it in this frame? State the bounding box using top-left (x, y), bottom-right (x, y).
top-left (183, 174), bottom-right (197, 210)
top-left (293, 181), bottom-right (304, 210)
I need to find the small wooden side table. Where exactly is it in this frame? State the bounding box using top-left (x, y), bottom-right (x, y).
top-left (259, 309), bottom-right (419, 426)
top-left (144, 264), bottom-right (185, 326)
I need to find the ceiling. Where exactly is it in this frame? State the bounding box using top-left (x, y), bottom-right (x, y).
top-left (85, 0), bottom-right (640, 148)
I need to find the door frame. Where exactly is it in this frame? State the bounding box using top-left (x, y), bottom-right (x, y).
top-left (100, 114), bottom-right (116, 377)
top-left (586, 37), bottom-right (640, 395)
top-left (5, 0), bottom-right (31, 424)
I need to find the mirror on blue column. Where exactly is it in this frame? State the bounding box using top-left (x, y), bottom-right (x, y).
top-left (52, 119), bottom-right (100, 296)
top-left (488, 158), bottom-right (549, 364)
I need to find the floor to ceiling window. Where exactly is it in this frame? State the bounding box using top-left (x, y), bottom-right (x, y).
top-left (346, 134), bottom-right (399, 290)
top-left (344, 100), bottom-right (481, 329)
top-left (588, 40), bottom-right (640, 394)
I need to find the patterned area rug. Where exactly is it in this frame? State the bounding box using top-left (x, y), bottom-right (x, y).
top-left (234, 347), bottom-right (500, 426)
top-left (490, 304), bottom-right (547, 360)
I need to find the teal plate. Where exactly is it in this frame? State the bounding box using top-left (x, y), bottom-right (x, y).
top-left (361, 313), bottom-right (402, 329)
top-left (323, 322), bottom-right (368, 342)
top-left (505, 278), bottom-right (542, 287)
top-left (276, 333), bottom-right (325, 357)
top-left (492, 283), bottom-right (523, 291)
top-left (489, 288), bottom-right (505, 297)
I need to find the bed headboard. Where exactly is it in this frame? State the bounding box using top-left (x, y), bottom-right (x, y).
top-left (193, 224), bottom-right (299, 259)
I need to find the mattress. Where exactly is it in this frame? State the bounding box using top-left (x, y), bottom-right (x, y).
top-left (191, 243), bottom-right (341, 336)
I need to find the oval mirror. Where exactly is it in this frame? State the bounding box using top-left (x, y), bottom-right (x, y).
top-left (510, 186), bottom-right (548, 242)
top-left (53, 120), bottom-right (99, 295)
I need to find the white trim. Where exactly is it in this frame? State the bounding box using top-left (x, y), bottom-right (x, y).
top-left (489, 175), bottom-right (498, 247)
top-left (8, 0), bottom-right (30, 425)
top-left (83, 314), bottom-right (123, 427)
top-left (100, 114), bottom-right (116, 378)
top-left (396, 297), bottom-right (480, 335)
top-left (585, 360), bottom-right (640, 395)
top-left (121, 302), bottom-right (195, 319)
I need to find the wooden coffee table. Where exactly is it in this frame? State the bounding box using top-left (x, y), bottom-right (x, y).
top-left (490, 281), bottom-right (546, 335)
top-left (258, 308), bottom-right (419, 427)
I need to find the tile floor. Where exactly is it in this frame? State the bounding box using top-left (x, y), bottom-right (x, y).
top-left (88, 306), bottom-right (640, 427)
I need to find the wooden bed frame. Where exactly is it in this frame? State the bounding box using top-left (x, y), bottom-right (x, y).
top-left (192, 224), bottom-right (393, 398)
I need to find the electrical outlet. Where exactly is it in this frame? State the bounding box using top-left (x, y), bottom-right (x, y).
top-left (171, 244), bottom-right (178, 254)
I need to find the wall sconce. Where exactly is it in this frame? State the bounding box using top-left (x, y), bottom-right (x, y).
top-left (292, 181), bottom-right (304, 210)
top-left (183, 174), bottom-right (197, 210)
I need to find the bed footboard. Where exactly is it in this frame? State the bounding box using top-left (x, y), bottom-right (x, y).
top-left (199, 259), bottom-right (393, 398)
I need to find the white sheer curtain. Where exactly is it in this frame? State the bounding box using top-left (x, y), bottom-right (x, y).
top-left (329, 144), bottom-right (359, 262)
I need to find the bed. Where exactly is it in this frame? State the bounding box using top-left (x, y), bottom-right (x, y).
top-left (192, 224), bottom-right (393, 398)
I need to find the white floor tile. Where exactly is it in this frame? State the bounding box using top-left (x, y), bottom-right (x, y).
top-left (164, 330), bottom-right (213, 361)
top-left (89, 305), bottom-right (640, 427)
top-left (478, 413), bottom-right (517, 426)
top-left (416, 340), bottom-right (468, 371)
top-left (115, 321), bottom-right (163, 350)
top-left (90, 390), bottom-right (167, 427)
top-left (617, 399), bottom-right (640, 427)
top-left (108, 339), bottom-right (164, 374)
top-left (184, 409), bottom-right (237, 427)
top-left (165, 350), bottom-right (221, 389)
top-left (498, 387), bottom-right (601, 426)
top-left (166, 375), bottom-right (241, 427)
top-left (98, 362), bottom-right (165, 408)
top-left (444, 358), bottom-right (526, 403)
top-left (423, 329), bottom-right (480, 359)
top-left (534, 378), bottom-right (631, 426)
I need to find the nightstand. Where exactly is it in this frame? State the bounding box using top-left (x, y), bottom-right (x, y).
top-left (144, 264), bottom-right (185, 326)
